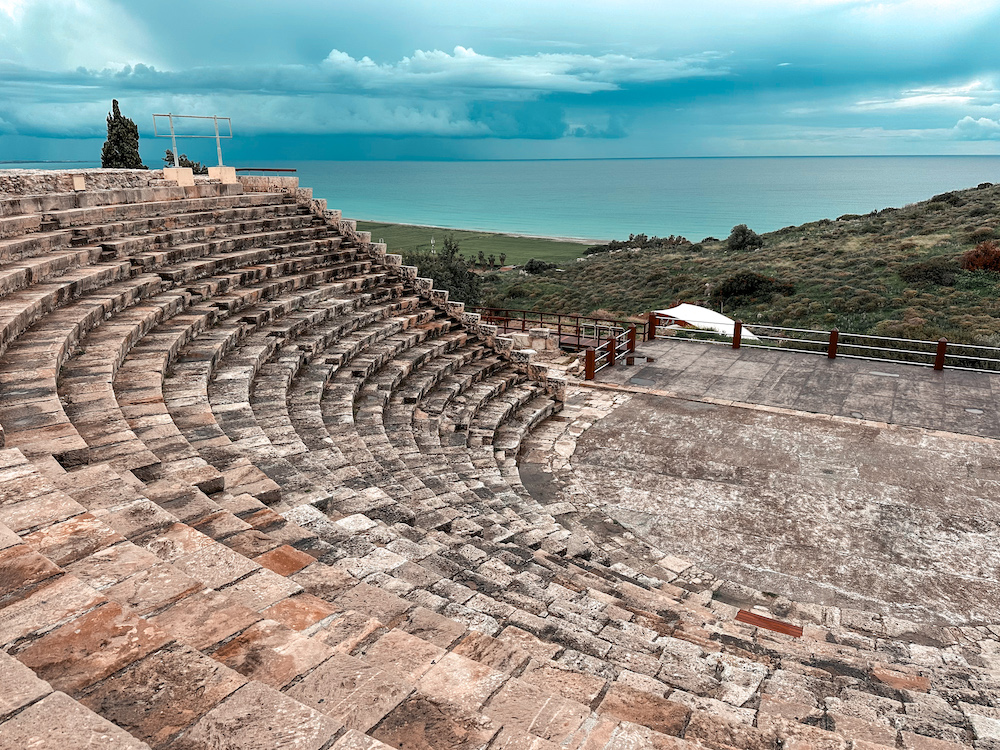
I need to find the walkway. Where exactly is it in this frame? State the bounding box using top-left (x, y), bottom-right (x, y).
top-left (596, 338), bottom-right (1000, 439)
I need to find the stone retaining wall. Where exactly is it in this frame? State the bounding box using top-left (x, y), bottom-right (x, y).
top-left (0, 168), bottom-right (165, 195)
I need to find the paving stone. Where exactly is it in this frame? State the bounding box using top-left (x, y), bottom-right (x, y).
top-left (254, 544), bottom-right (316, 576)
top-left (148, 589), bottom-right (260, 650)
top-left (17, 601), bottom-right (172, 694)
top-left (173, 681), bottom-right (341, 750)
top-left (65, 542), bottom-right (162, 590)
top-left (483, 677), bottom-right (591, 745)
top-left (336, 581), bottom-right (411, 623)
top-left (220, 566), bottom-right (303, 611)
top-left (263, 593), bottom-right (339, 632)
top-left (520, 658), bottom-right (607, 706)
top-left (102, 561), bottom-right (203, 616)
top-left (371, 694), bottom-right (499, 750)
top-left (286, 651), bottom-right (413, 732)
top-left (399, 605), bottom-right (468, 649)
top-left (0, 690), bottom-right (153, 749)
top-left (211, 619), bottom-right (332, 688)
top-left (0, 574), bottom-right (105, 647)
top-left (0, 543), bottom-right (61, 598)
top-left (331, 729), bottom-right (397, 749)
top-left (360, 628), bottom-right (446, 682)
top-left (596, 683), bottom-right (690, 736)
top-left (79, 644), bottom-right (246, 747)
top-left (452, 630), bottom-right (531, 674)
top-left (0, 649), bottom-right (51, 718)
top-left (418, 652), bottom-right (508, 712)
top-left (22, 513), bottom-right (125, 566)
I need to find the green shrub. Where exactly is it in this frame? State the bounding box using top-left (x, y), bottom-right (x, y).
top-left (898, 257), bottom-right (959, 286)
top-left (712, 271), bottom-right (793, 302)
top-left (961, 240), bottom-right (1000, 272)
top-left (163, 150), bottom-right (208, 175)
top-left (726, 224), bottom-right (763, 252)
top-left (402, 235), bottom-right (481, 305)
top-left (523, 258), bottom-right (557, 274)
top-left (967, 226), bottom-right (996, 243)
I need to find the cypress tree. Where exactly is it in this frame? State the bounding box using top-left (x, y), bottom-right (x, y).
top-left (101, 99), bottom-right (147, 169)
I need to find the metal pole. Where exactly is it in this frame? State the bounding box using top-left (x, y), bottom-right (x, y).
top-left (214, 116), bottom-right (223, 166)
top-left (169, 115), bottom-right (179, 167)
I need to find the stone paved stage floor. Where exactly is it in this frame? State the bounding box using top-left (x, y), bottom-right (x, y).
top-left (598, 338), bottom-right (1000, 439)
top-left (521, 341), bottom-right (1000, 625)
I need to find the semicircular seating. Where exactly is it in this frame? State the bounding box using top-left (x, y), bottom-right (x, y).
top-left (0, 169), bottom-right (997, 750)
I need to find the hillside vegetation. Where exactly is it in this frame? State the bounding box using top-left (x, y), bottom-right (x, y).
top-left (357, 221), bottom-right (590, 267)
top-left (480, 182), bottom-right (1000, 345)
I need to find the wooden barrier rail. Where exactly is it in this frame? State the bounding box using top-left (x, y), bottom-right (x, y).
top-left (472, 307), bottom-right (1000, 375)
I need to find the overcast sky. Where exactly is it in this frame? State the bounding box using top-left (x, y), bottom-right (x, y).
top-left (2, 0), bottom-right (1000, 161)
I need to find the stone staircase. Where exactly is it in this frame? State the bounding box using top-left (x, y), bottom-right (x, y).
top-left (0, 169), bottom-right (997, 750)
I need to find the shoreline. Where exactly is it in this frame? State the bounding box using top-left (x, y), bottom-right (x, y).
top-left (355, 218), bottom-right (602, 245)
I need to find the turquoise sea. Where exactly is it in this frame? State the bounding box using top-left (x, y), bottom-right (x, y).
top-left (12, 156), bottom-right (1000, 242)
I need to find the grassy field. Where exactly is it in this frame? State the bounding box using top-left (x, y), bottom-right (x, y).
top-left (475, 182), bottom-right (1000, 345)
top-left (356, 221), bottom-right (591, 267)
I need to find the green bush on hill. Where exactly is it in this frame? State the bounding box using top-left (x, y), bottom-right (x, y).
top-left (726, 224), bottom-right (763, 252)
top-left (898, 257), bottom-right (959, 286)
top-left (712, 271), bottom-right (793, 303)
top-left (402, 235), bottom-right (481, 306)
top-left (523, 258), bottom-right (557, 274)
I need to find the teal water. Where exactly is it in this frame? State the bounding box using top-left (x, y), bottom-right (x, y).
top-left (288, 157), bottom-right (1000, 242)
top-left (13, 157), bottom-right (1000, 242)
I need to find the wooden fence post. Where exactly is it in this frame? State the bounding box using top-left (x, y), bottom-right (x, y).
top-left (584, 348), bottom-right (596, 380)
top-left (628, 325), bottom-right (637, 352)
top-left (606, 337), bottom-right (616, 367)
top-left (828, 329), bottom-right (839, 359)
top-left (934, 338), bottom-right (948, 371)
top-left (647, 312), bottom-right (657, 341)
top-left (732, 320), bottom-right (742, 349)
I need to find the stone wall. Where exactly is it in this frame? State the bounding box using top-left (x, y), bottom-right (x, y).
top-left (237, 175), bottom-right (299, 195)
top-left (0, 168), bottom-right (165, 196)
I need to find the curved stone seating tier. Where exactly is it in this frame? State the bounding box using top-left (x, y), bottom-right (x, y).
top-left (0, 172), bottom-right (995, 750)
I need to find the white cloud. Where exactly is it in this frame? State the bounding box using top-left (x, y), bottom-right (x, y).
top-left (854, 80), bottom-right (1000, 111)
top-left (320, 46), bottom-right (725, 95)
top-left (954, 116), bottom-right (1000, 140)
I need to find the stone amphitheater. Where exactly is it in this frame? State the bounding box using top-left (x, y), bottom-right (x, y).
top-left (0, 168), bottom-right (998, 750)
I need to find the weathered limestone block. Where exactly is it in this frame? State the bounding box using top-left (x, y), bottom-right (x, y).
top-left (430, 289), bottom-right (449, 306)
top-left (163, 167), bottom-right (195, 187)
top-left (447, 301), bottom-right (465, 317)
top-left (400, 265), bottom-right (419, 280)
top-left (207, 166), bottom-right (238, 184)
top-left (529, 327), bottom-right (557, 352)
top-left (494, 337), bottom-right (515, 355)
top-left (414, 277), bottom-right (434, 295)
top-left (511, 349), bottom-right (535, 364)
top-left (511, 333), bottom-right (531, 349)
top-left (384, 254), bottom-right (403, 267)
top-left (462, 312), bottom-right (482, 327)
top-left (237, 175), bottom-right (299, 194)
